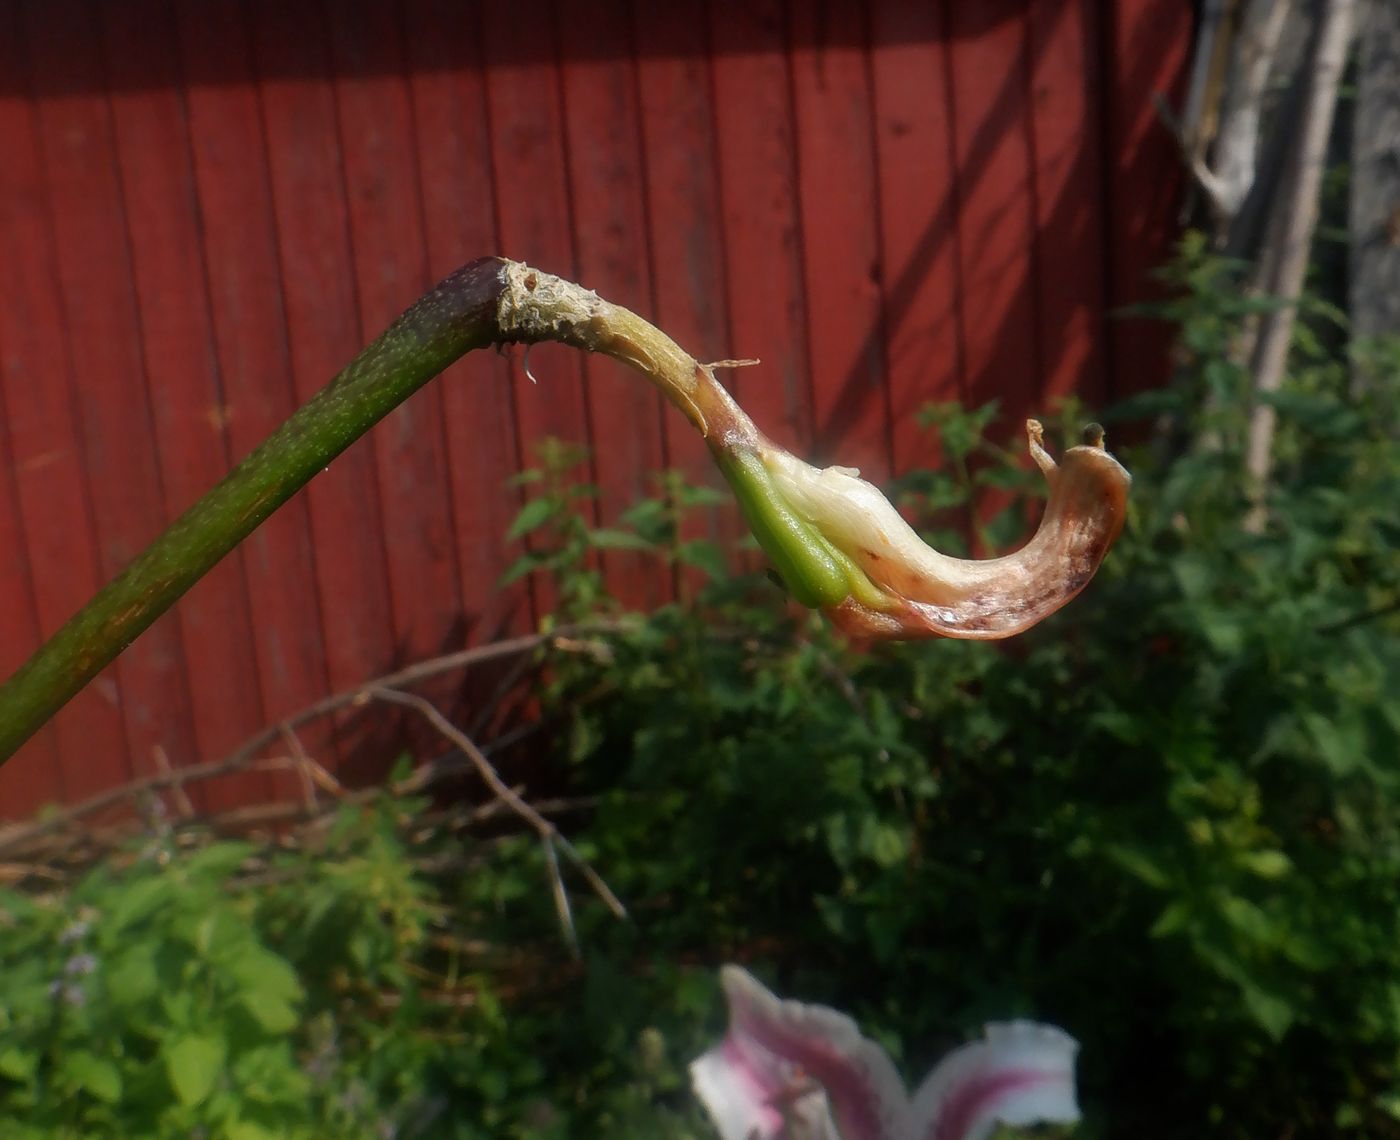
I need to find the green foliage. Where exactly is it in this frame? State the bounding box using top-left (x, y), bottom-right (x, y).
top-left (7, 235), bottom-right (1399, 1138)
top-left (503, 437), bottom-right (731, 618)
top-left (0, 802), bottom-right (457, 1139)
top-left (494, 234), bottom-right (1400, 1138)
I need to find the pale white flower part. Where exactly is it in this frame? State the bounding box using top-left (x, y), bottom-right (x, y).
top-left (690, 966), bottom-right (1081, 1140)
top-left (910, 1020), bottom-right (1080, 1140)
top-left (761, 422), bottom-right (1132, 641)
top-left (690, 1030), bottom-right (839, 1140)
top-left (691, 965), bottom-right (903, 1140)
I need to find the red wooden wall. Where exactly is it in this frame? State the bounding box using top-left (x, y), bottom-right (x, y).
top-left (0, 0), bottom-right (1191, 819)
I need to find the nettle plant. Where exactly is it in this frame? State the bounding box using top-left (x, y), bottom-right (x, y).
top-left (0, 258), bottom-right (1134, 1138)
top-left (0, 805), bottom-right (443, 1139)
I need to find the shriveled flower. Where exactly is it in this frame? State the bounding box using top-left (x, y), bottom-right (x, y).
top-left (728, 421), bottom-right (1130, 642)
top-left (499, 260), bottom-right (1128, 644)
top-left (691, 966), bottom-right (1080, 1140)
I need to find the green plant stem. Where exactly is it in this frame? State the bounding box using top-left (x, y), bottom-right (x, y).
top-left (0, 257), bottom-right (767, 767)
top-left (0, 258), bottom-right (505, 763)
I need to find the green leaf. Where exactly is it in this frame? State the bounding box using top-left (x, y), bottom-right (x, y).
top-left (1219, 895), bottom-right (1281, 947)
top-left (1301, 711), bottom-right (1360, 775)
top-left (165, 1033), bottom-right (226, 1107)
top-left (182, 841), bottom-right (257, 882)
top-left (61, 1051), bottom-right (122, 1104)
top-left (1150, 901), bottom-right (1191, 938)
top-left (227, 945), bottom-right (303, 1006)
top-left (677, 539), bottom-right (728, 580)
top-left (196, 907), bottom-right (253, 959)
top-left (226, 1122), bottom-right (280, 1140)
top-left (1237, 850), bottom-right (1292, 879)
top-left (715, 448), bottom-right (852, 609)
top-left (498, 552), bottom-right (546, 587)
top-left (0, 1047), bottom-right (35, 1082)
top-left (1239, 983), bottom-right (1295, 1041)
top-left (618, 498), bottom-right (669, 537)
top-left (674, 482), bottom-right (727, 508)
top-left (239, 990), bottom-right (299, 1034)
top-left (1103, 843), bottom-right (1171, 889)
top-left (866, 822), bottom-right (909, 868)
top-left (1375, 1090), bottom-right (1400, 1123)
top-left (587, 528), bottom-right (655, 551)
top-left (1198, 610), bottom-right (1244, 655)
top-left (106, 944), bottom-right (163, 1008)
top-left (506, 498), bottom-right (555, 541)
top-left (104, 875), bottom-right (174, 932)
top-left (974, 464), bottom-right (1036, 492)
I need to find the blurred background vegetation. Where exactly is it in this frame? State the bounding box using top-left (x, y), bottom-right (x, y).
top-left (3, 230), bottom-right (1399, 1137)
top-left (6, 2), bottom-right (1400, 1135)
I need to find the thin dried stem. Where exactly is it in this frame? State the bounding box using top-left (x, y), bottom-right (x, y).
top-left (365, 684), bottom-right (627, 927)
top-left (1244, 0), bottom-right (1356, 522)
top-left (0, 626), bottom-right (621, 857)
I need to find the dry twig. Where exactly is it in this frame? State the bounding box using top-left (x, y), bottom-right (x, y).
top-left (1245, 0), bottom-right (1356, 519)
top-left (0, 623), bottom-right (624, 858)
top-left (366, 684), bottom-right (628, 953)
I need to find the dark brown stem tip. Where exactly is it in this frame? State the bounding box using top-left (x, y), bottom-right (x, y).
top-left (1082, 422), bottom-right (1106, 448)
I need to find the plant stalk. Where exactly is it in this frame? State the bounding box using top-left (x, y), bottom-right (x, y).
top-left (1244, 0), bottom-right (1355, 521)
top-left (0, 257), bottom-right (766, 766)
top-left (0, 255), bottom-right (1129, 768)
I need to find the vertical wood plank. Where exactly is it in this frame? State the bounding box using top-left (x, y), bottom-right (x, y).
top-left (248, 1), bottom-right (397, 721)
top-left (25, 0), bottom-right (202, 790)
top-left (630, 0), bottom-right (733, 414)
top-left (709, 0), bottom-right (812, 456)
top-left (631, 0), bottom-right (737, 592)
top-left (480, 2), bottom-right (594, 619)
top-left (402, 0), bottom-right (529, 643)
top-left (101, 0), bottom-right (269, 809)
top-left (1103, 0), bottom-right (1192, 402)
top-left (479, 7), bottom-right (592, 461)
top-left (176, 0), bottom-right (333, 795)
top-left (556, 0), bottom-right (669, 611)
top-left (0, 1), bottom-right (123, 815)
top-left (869, 0), bottom-right (964, 473)
top-left (945, 0), bottom-right (1042, 432)
top-left (0, 0), bottom-right (1197, 814)
top-left (328, 2), bottom-right (465, 680)
top-left (1028, 0), bottom-right (1109, 412)
top-left (0, 372), bottom-right (62, 817)
top-left (787, 4), bottom-right (889, 478)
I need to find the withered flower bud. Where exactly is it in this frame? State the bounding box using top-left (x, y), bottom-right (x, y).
top-left (732, 420), bottom-right (1130, 641)
top-left (498, 260), bottom-right (1130, 643)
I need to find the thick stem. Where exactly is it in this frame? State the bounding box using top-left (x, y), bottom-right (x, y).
top-left (0, 257), bottom-right (764, 766)
top-left (0, 256), bottom-right (1131, 769)
top-left (492, 259), bottom-right (758, 448)
top-left (0, 258), bottom-right (507, 763)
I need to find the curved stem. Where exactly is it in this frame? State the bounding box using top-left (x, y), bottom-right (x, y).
top-left (0, 259), bottom-right (505, 761)
top-left (0, 257), bottom-right (759, 766)
top-left (0, 256), bottom-right (1131, 768)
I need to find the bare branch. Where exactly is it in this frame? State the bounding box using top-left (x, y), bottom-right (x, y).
top-left (1178, 0), bottom-right (1235, 163)
top-left (1210, 0), bottom-right (1294, 228)
top-left (218, 621), bottom-right (629, 770)
top-left (1245, 0), bottom-right (1357, 519)
top-left (0, 624), bottom-right (625, 857)
top-left (1349, 0), bottom-right (1400, 357)
top-left (365, 684), bottom-right (628, 927)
